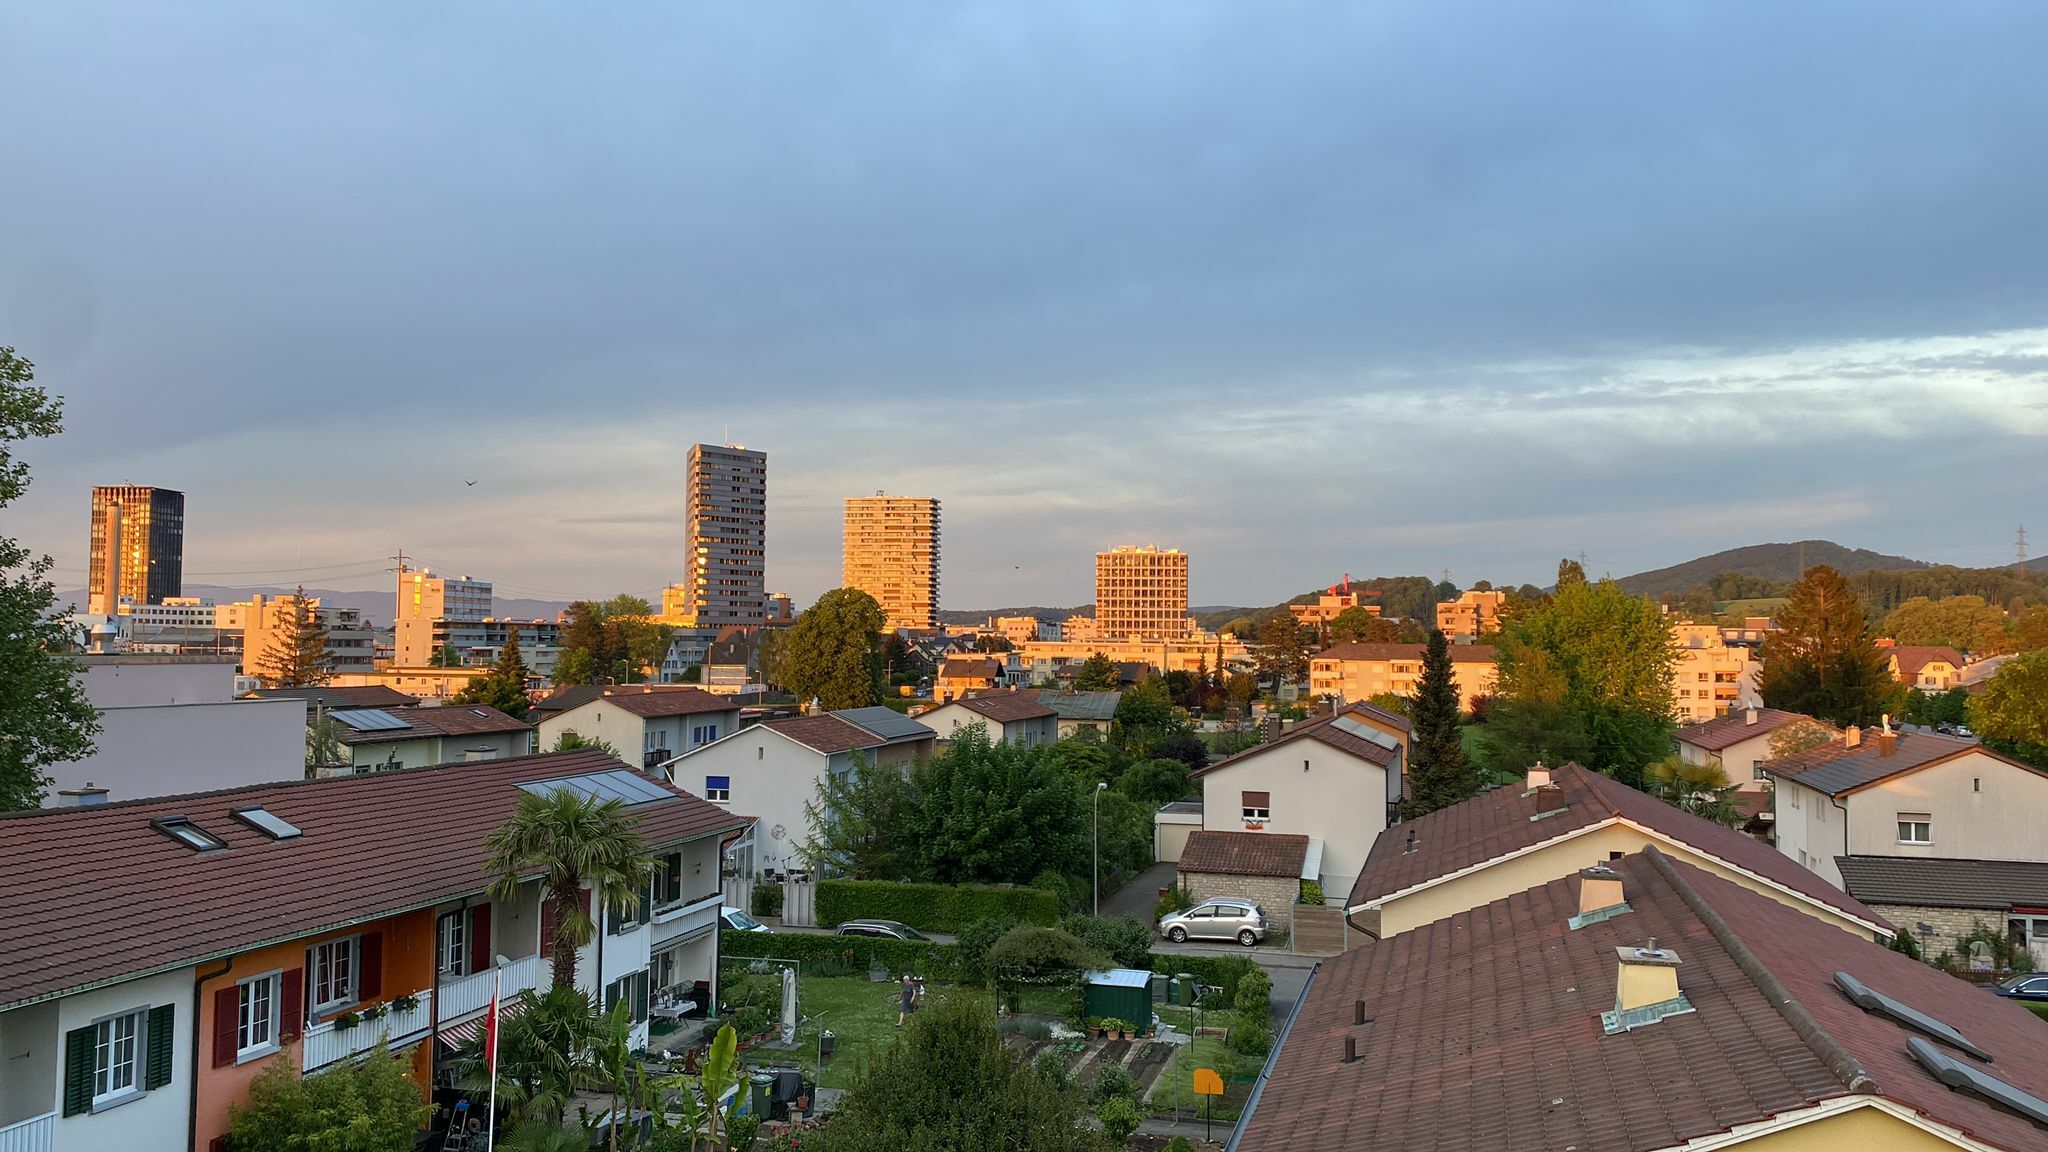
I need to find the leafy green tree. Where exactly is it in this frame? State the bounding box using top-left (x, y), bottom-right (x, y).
top-left (1116, 757), bottom-right (1191, 805)
top-left (755, 627), bottom-right (787, 690)
top-left (1073, 652), bottom-right (1120, 692)
top-left (254, 586), bottom-right (333, 688)
top-left (429, 643), bottom-right (463, 668)
top-left (2013, 605), bottom-right (2048, 653)
top-left (307, 712), bottom-right (343, 773)
top-left (1759, 565), bottom-right (1904, 728)
top-left (451, 628), bottom-right (532, 719)
top-left (486, 790), bottom-right (654, 990)
top-left (1403, 630), bottom-right (1478, 817)
top-left (228, 1039), bottom-right (432, 1151)
top-left (1225, 671), bottom-right (1257, 714)
top-left (973, 634), bottom-right (1013, 653)
top-left (912, 727), bottom-right (1086, 885)
top-left (803, 751), bottom-right (917, 879)
top-left (1250, 608), bottom-right (1311, 690)
top-left (1556, 558), bottom-right (1588, 590)
top-left (550, 729), bottom-right (619, 756)
top-left (1904, 687), bottom-right (1971, 728)
top-left (548, 646), bottom-right (597, 688)
top-left (1108, 677), bottom-right (1186, 760)
top-left (1090, 788), bottom-right (1155, 887)
top-left (555, 596), bottom-right (670, 685)
top-left (1327, 606), bottom-right (1391, 644)
top-left (1767, 716), bottom-right (1840, 759)
top-left (1055, 915), bottom-right (1154, 969)
top-left (1968, 649), bottom-right (2048, 768)
top-left (779, 588), bottom-right (887, 709)
top-left (1882, 595), bottom-right (2011, 654)
top-left (1643, 755), bottom-right (1746, 827)
top-left (1047, 734), bottom-right (1114, 787)
top-left (985, 926), bottom-right (1110, 981)
top-left (1365, 692), bottom-right (1410, 717)
top-left (1096, 1097), bottom-right (1143, 1146)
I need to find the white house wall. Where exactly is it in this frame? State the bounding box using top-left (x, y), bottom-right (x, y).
top-left (668, 729), bottom-right (833, 876)
top-left (50, 969), bottom-right (195, 1152)
top-left (1199, 742), bottom-right (1391, 896)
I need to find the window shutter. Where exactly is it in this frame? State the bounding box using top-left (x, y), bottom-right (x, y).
top-left (212, 986), bottom-right (239, 1067)
top-left (145, 1004), bottom-right (176, 1089)
top-left (211, 1137), bottom-right (231, 1152)
top-left (63, 1025), bottom-right (97, 1116)
top-left (280, 968), bottom-right (304, 1037)
top-left (634, 971), bottom-right (650, 1022)
top-left (357, 932), bottom-right (384, 1000)
top-left (469, 905), bottom-right (493, 975)
top-left (1242, 791), bottom-right (1270, 808)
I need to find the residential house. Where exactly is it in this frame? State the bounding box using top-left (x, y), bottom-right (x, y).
top-left (1152, 799), bottom-right (1204, 864)
top-left (1672, 706), bottom-right (1818, 822)
top-left (46, 655), bottom-right (304, 806)
top-left (700, 631), bottom-right (761, 695)
top-left (1433, 587), bottom-right (1505, 642)
top-left (1288, 586), bottom-right (1379, 627)
top-left (1034, 690), bottom-right (1121, 739)
top-left (1307, 642), bottom-right (1499, 712)
top-left (534, 686), bottom-right (742, 770)
top-left (934, 655), bottom-right (1004, 703)
top-left (1237, 845), bottom-right (2048, 1152)
top-left (1669, 622), bottom-right (1759, 722)
top-left (918, 691), bottom-right (1059, 747)
top-left (326, 666), bottom-right (491, 701)
top-left (1835, 856), bottom-right (2048, 971)
top-left (322, 705), bottom-right (532, 775)
top-left (666, 708), bottom-right (936, 877)
top-left (1345, 761), bottom-right (1893, 943)
top-left (0, 752), bottom-right (744, 1152)
top-left (1173, 831), bottom-right (1312, 924)
top-left (1888, 645), bottom-right (1968, 691)
top-left (1180, 702), bottom-right (1408, 901)
top-left (249, 685), bottom-right (420, 715)
top-left (1768, 727), bottom-right (2048, 890)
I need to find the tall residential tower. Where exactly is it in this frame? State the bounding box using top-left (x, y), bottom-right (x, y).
top-left (88, 485), bottom-right (185, 615)
top-left (843, 494), bottom-right (940, 630)
top-left (1094, 545), bottom-right (1191, 640)
top-left (680, 443), bottom-right (767, 627)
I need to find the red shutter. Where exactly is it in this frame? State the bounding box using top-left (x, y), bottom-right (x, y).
top-left (211, 1138), bottom-right (231, 1152)
top-left (212, 986), bottom-right (239, 1067)
top-left (469, 905), bottom-right (492, 975)
top-left (357, 932), bottom-right (384, 1001)
top-left (280, 968), bottom-right (305, 1037)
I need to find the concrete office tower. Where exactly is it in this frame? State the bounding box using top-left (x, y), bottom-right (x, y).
top-left (1095, 545), bottom-right (1191, 640)
top-left (393, 568), bottom-right (494, 665)
top-left (88, 486), bottom-right (185, 615)
top-left (843, 494), bottom-right (941, 630)
top-left (681, 443), bottom-right (768, 627)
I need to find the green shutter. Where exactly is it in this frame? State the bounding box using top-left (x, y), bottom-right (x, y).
top-left (63, 1024), bottom-right (97, 1116)
top-left (145, 1004), bottom-right (175, 1090)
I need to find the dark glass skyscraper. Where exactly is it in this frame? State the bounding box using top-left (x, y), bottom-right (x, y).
top-left (88, 486), bottom-right (185, 615)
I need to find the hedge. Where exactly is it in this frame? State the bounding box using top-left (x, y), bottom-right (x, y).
top-left (815, 879), bottom-right (1059, 934)
top-left (720, 928), bottom-right (963, 983)
top-left (1148, 953), bottom-right (1262, 1001)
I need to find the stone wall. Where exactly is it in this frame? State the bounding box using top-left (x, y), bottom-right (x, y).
top-left (1873, 903), bottom-right (2009, 954)
top-left (1181, 871), bottom-right (1299, 922)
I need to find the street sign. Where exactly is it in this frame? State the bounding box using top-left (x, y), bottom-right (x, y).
top-left (1193, 1068), bottom-right (1224, 1096)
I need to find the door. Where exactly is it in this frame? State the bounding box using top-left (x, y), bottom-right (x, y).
top-left (1184, 906), bottom-right (1217, 939)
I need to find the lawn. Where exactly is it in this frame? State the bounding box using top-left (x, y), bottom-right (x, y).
top-left (732, 973), bottom-right (933, 1090)
top-left (1149, 1034), bottom-right (1260, 1119)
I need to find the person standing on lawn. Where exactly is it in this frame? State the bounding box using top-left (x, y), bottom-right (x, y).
top-left (897, 973), bottom-right (917, 1026)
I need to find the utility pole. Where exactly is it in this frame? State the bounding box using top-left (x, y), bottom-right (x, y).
top-left (2017, 526), bottom-right (2030, 577)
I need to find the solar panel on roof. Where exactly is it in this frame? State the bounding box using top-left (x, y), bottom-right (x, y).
top-left (1908, 1037), bottom-right (2048, 1128)
top-left (834, 707), bottom-right (930, 741)
top-left (1834, 971), bottom-right (1992, 1061)
top-left (331, 708), bottom-right (410, 732)
top-left (519, 769), bottom-right (673, 807)
top-left (1331, 715), bottom-right (1401, 751)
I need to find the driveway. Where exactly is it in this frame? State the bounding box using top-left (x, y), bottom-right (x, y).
top-left (1102, 862), bottom-right (1177, 919)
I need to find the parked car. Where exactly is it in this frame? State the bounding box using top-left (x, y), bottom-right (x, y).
top-left (1993, 973), bottom-right (2048, 1002)
top-left (836, 918), bottom-right (930, 941)
top-left (1158, 899), bottom-right (1267, 947)
top-left (722, 907), bottom-right (771, 933)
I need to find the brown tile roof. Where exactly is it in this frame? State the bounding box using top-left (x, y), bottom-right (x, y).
top-left (1890, 645), bottom-right (1966, 677)
top-left (1673, 707), bottom-right (1812, 752)
top-left (1768, 731), bottom-right (2032, 796)
top-left (531, 683), bottom-right (606, 715)
top-left (937, 655), bottom-right (1004, 680)
top-left (760, 714), bottom-right (887, 755)
top-left (1346, 763), bottom-right (1888, 934)
top-left (591, 685), bottom-right (738, 719)
top-left (404, 704), bottom-right (533, 737)
top-left (950, 692), bottom-right (1057, 723)
top-left (1239, 848), bottom-right (2048, 1152)
top-left (1177, 830), bottom-right (1309, 878)
top-left (1193, 702), bottom-right (1407, 778)
top-left (1835, 855), bottom-right (2048, 912)
top-left (250, 685), bottom-right (421, 710)
top-left (1312, 642), bottom-right (1498, 664)
top-left (0, 751), bottom-right (748, 1009)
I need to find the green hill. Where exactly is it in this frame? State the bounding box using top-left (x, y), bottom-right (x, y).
top-left (1615, 541), bottom-right (1929, 599)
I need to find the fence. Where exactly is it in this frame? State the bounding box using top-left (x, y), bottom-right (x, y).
top-left (781, 877), bottom-right (817, 927)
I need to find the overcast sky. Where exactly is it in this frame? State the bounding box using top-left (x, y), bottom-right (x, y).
top-left (6, 3), bottom-right (2047, 610)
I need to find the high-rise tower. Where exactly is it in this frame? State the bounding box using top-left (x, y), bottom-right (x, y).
top-left (681, 443), bottom-right (767, 627)
top-left (1094, 545), bottom-right (1190, 640)
top-left (844, 494), bottom-right (940, 630)
top-left (88, 486), bottom-right (185, 615)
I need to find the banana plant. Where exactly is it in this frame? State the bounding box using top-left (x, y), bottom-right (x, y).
top-left (656, 1024), bottom-right (745, 1151)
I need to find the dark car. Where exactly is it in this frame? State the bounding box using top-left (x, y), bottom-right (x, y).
top-left (836, 918), bottom-right (930, 942)
top-left (1993, 973), bottom-right (2048, 1002)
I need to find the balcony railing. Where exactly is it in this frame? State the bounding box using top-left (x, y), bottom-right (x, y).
top-left (302, 988), bottom-right (435, 1072)
top-left (0, 1112), bottom-right (54, 1152)
top-left (654, 890), bottom-right (725, 926)
top-left (440, 954), bottom-right (544, 1022)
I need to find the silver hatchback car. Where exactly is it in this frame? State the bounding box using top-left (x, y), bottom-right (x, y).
top-left (1158, 899), bottom-right (1267, 947)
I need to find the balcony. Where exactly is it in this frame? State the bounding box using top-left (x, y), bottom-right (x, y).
top-left (0, 1113), bottom-right (54, 1152)
top-left (440, 954), bottom-right (545, 1022)
top-left (302, 988), bottom-right (435, 1072)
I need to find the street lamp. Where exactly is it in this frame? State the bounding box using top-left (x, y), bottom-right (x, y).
top-left (1094, 781), bottom-right (1108, 916)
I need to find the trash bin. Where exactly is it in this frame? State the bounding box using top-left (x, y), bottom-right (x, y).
top-left (818, 1029), bottom-right (836, 1059)
top-left (749, 1073), bottom-right (775, 1118)
top-left (1150, 973), bottom-right (1171, 1003)
top-left (1176, 974), bottom-right (1197, 1006)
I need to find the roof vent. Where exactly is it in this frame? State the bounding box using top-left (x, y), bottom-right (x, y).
top-left (1602, 938), bottom-right (1693, 1034)
top-left (1569, 864), bottom-right (1630, 929)
top-left (231, 806), bottom-right (302, 841)
top-left (1403, 830), bottom-right (1419, 855)
top-left (1526, 761), bottom-right (1551, 791)
top-left (1745, 706), bottom-right (1758, 726)
top-left (1834, 971), bottom-right (1990, 1061)
top-left (1530, 784), bottom-right (1567, 819)
top-left (58, 786), bottom-right (109, 808)
top-left (1844, 726), bottom-right (1862, 748)
top-left (1908, 1037), bottom-right (2048, 1129)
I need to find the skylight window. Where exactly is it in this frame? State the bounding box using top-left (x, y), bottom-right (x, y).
top-left (152, 816), bottom-right (226, 852)
top-left (231, 806), bottom-right (301, 840)
top-left (1833, 972), bottom-right (1991, 1061)
top-left (1909, 1037), bottom-right (2048, 1129)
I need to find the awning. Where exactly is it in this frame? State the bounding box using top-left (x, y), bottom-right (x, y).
top-left (438, 997), bottom-right (531, 1051)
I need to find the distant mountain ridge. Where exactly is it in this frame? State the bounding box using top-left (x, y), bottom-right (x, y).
top-left (1614, 541), bottom-right (1930, 598)
top-left (54, 584), bottom-right (570, 628)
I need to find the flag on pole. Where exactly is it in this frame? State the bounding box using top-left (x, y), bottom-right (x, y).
top-left (484, 961), bottom-right (502, 1149)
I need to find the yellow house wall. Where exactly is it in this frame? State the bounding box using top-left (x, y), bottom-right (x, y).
top-left (1712, 1103), bottom-right (1970, 1151)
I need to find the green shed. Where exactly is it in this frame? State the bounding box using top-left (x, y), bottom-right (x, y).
top-left (1082, 968), bottom-right (1154, 1033)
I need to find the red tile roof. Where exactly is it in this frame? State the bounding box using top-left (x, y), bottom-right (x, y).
top-left (1767, 730), bottom-right (2032, 796)
top-left (1673, 707), bottom-right (1812, 752)
top-left (1346, 763), bottom-right (1888, 934)
top-left (1177, 830), bottom-right (1309, 878)
top-left (760, 714), bottom-right (888, 755)
top-left (404, 704), bottom-right (533, 737)
top-left (1890, 646), bottom-right (1966, 677)
top-left (938, 655), bottom-right (1004, 680)
top-left (1239, 848), bottom-right (2048, 1152)
top-left (1193, 702), bottom-right (1407, 778)
top-left (949, 692), bottom-right (1057, 723)
top-left (0, 750), bottom-right (747, 1009)
top-left (592, 686), bottom-right (738, 718)
top-left (1312, 642), bottom-right (1498, 664)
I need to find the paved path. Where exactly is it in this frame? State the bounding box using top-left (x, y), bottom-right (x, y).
top-left (1102, 862), bottom-right (1176, 919)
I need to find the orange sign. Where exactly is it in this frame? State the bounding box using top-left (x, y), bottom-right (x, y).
top-left (1193, 1067), bottom-right (1224, 1097)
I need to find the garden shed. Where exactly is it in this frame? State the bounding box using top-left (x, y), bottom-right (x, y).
top-left (1082, 968), bottom-right (1154, 1032)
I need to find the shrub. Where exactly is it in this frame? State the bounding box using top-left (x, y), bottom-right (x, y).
top-left (1166, 1138), bottom-right (1198, 1152)
top-left (1154, 885), bottom-right (1192, 919)
top-left (752, 884), bottom-right (784, 919)
top-left (1092, 1060), bottom-right (1137, 1103)
top-left (1234, 968), bottom-right (1273, 1020)
top-left (955, 915), bottom-right (1021, 985)
top-left (1299, 879), bottom-right (1325, 906)
top-left (720, 928), bottom-right (961, 982)
top-left (1148, 953), bottom-right (1260, 1001)
top-left (1057, 914), bottom-right (1154, 970)
top-left (816, 879), bottom-right (1059, 933)
top-left (1033, 1048), bottom-right (1072, 1090)
top-left (228, 1039), bottom-right (432, 1151)
top-left (1096, 1096), bottom-right (1144, 1145)
top-left (986, 926), bottom-right (1109, 981)
top-left (1030, 869), bottom-right (1077, 913)
top-left (1228, 1017), bottom-right (1272, 1058)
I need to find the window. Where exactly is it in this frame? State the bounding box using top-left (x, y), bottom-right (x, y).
top-left (309, 937), bottom-right (357, 1012)
top-left (1897, 814), bottom-right (1932, 844)
top-left (705, 775), bottom-right (731, 803)
top-left (94, 1009), bottom-right (146, 1104)
top-left (151, 817), bottom-right (225, 852)
top-left (1241, 791), bottom-right (1270, 822)
top-left (436, 913), bottom-right (467, 977)
top-left (238, 974), bottom-right (279, 1059)
top-left (605, 972), bottom-right (651, 1024)
top-left (655, 851), bottom-right (685, 907)
top-left (757, 746), bottom-right (764, 760)
top-left (692, 724), bottom-right (718, 747)
top-left (645, 730), bottom-right (661, 752)
top-left (1753, 761), bottom-right (1768, 781)
top-left (1789, 789), bottom-right (1800, 809)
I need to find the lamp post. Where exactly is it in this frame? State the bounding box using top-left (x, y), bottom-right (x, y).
top-left (1094, 781), bottom-right (1107, 917)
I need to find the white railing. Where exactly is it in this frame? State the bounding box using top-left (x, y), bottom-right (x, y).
top-left (439, 954), bottom-right (544, 1022)
top-left (0, 1112), bottom-right (55, 1152)
top-left (654, 890), bottom-right (724, 925)
top-left (302, 988), bottom-right (435, 1072)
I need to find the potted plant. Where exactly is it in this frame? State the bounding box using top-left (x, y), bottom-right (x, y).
top-left (334, 1011), bottom-right (361, 1031)
top-left (390, 993), bottom-right (420, 1013)
top-left (360, 1003), bottom-right (385, 1022)
top-left (1089, 1017), bottom-right (1107, 1039)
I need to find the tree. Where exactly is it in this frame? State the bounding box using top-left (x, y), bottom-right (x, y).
top-left (254, 586), bottom-right (332, 688)
top-left (429, 643), bottom-right (463, 668)
top-left (912, 727), bottom-right (1087, 885)
top-left (1327, 606), bottom-right (1391, 644)
top-left (228, 1039), bottom-right (432, 1151)
top-left (1073, 652), bottom-right (1120, 692)
top-left (555, 596), bottom-right (669, 685)
top-left (1767, 717), bottom-right (1839, 759)
top-left (755, 627), bottom-right (787, 690)
top-left (1108, 678), bottom-right (1186, 761)
top-left (779, 588), bottom-right (887, 709)
top-left (1250, 608), bottom-right (1311, 691)
top-left (486, 790), bottom-right (654, 990)
top-left (307, 712), bottom-right (342, 773)
top-left (452, 628), bottom-right (532, 719)
top-left (1759, 565), bottom-right (1903, 728)
top-left (2013, 605), bottom-right (2048, 653)
top-left (1225, 671), bottom-right (1257, 715)
top-left (550, 729), bottom-right (619, 756)
top-left (973, 634), bottom-right (1013, 653)
top-left (1403, 630), bottom-right (1477, 817)
top-left (803, 751), bottom-right (918, 879)
top-left (1365, 692), bottom-right (1410, 718)
top-left (1117, 758), bottom-right (1191, 805)
top-left (1556, 558), bottom-right (1588, 590)
top-left (1968, 650), bottom-right (2048, 769)
top-left (1643, 755), bottom-right (1746, 827)
top-left (1904, 687), bottom-right (1971, 728)
top-left (1882, 595), bottom-right (2011, 654)
top-left (449, 987), bottom-right (601, 1126)
top-left (985, 926), bottom-right (1111, 982)
top-left (549, 646), bottom-right (596, 688)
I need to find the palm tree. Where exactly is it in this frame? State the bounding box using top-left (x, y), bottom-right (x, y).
top-left (447, 986), bottom-right (601, 1126)
top-left (486, 789), bottom-right (656, 992)
top-left (1644, 754), bottom-right (1746, 827)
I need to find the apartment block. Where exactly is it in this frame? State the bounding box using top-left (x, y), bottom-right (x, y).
top-left (1670, 622), bottom-right (1759, 723)
top-left (842, 494), bottom-right (940, 630)
top-left (1433, 588), bottom-right (1504, 642)
top-left (87, 486), bottom-right (184, 615)
top-left (679, 444), bottom-right (767, 628)
top-left (392, 568), bottom-right (492, 665)
top-left (218, 594), bottom-right (376, 680)
top-left (1094, 545), bottom-right (1191, 640)
top-left (1308, 642), bottom-right (1499, 712)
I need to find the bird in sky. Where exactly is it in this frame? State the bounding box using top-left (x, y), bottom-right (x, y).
top-left (464, 479), bottom-right (477, 487)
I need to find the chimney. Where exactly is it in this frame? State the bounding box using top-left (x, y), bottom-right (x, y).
top-left (1342, 1035), bottom-right (1358, 1063)
top-left (1576, 865), bottom-right (1625, 920)
top-left (1744, 706), bottom-right (1758, 726)
top-left (1535, 784), bottom-right (1566, 815)
top-left (1878, 731), bottom-right (1897, 758)
top-left (1613, 938), bottom-right (1683, 1015)
top-left (1264, 715), bottom-right (1282, 743)
top-left (1844, 726), bottom-right (1861, 748)
top-left (1526, 760), bottom-right (1551, 791)
top-left (58, 785), bottom-right (109, 808)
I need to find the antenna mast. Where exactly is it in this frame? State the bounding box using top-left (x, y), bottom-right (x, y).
top-left (2018, 526), bottom-right (2030, 576)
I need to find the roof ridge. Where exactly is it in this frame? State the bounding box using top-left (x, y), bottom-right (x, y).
top-left (1561, 762), bottom-right (1628, 820)
top-left (1639, 844), bottom-right (1880, 1097)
